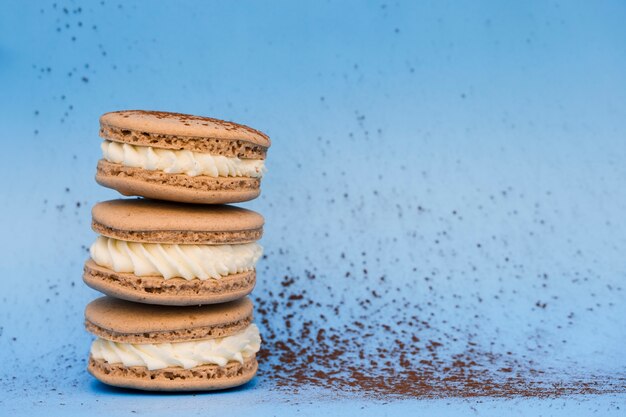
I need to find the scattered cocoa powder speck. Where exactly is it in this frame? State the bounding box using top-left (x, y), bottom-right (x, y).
top-left (253, 266), bottom-right (625, 399)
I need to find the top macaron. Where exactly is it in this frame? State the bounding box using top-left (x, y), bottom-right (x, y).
top-left (96, 110), bottom-right (270, 204)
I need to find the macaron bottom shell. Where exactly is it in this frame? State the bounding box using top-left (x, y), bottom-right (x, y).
top-left (96, 159), bottom-right (261, 204)
top-left (88, 355), bottom-right (258, 391)
top-left (83, 260), bottom-right (257, 306)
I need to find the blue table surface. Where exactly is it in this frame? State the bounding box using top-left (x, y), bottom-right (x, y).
top-left (1, 1), bottom-right (625, 415)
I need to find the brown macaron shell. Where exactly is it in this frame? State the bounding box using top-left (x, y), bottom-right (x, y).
top-left (100, 110), bottom-right (270, 157)
top-left (96, 160), bottom-right (261, 204)
top-left (85, 297), bottom-right (258, 391)
top-left (84, 199), bottom-right (263, 305)
top-left (88, 356), bottom-right (258, 391)
top-left (85, 296), bottom-right (254, 344)
top-left (97, 110), bottom-right (270, 204)
top-left (91, 198), bottom-right (264, 244)
top-left (83, 260), bottom-right (256, 306)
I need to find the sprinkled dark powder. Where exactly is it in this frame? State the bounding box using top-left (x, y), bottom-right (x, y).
top-left (252, 268), bottom-right (625, 398)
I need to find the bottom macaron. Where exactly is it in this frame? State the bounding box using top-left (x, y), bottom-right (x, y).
top-left (85, 296), bottom-right (261, 391)
top-left (88, 347), bottom-right (259, 391)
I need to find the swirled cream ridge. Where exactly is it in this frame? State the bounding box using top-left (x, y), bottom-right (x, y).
top-left (90, 324), bottom-right (261, 370)
top-left (90, 236), bottom-right (262, 280)
top-left (101, 140), bottom-right (266, 178)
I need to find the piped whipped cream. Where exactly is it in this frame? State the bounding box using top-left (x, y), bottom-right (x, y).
top-left (101, 140), bottom-right (266, 178)
top-left (90, 236), bottom-right (262, 280)
top-left (90, 324), bottom-right (261, 370)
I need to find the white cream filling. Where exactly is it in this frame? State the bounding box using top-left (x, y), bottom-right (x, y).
top-left (90, 324), bottom-right (261, 370)
top-left (90, 236), bottom-right (262, 280)
top-left (101, 140), bottom-right (265, 178)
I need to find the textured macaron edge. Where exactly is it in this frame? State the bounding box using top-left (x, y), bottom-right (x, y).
top-left (92, 221), bottom-right (263, 244)
top-left (99, 110), bottom-right (270, 158)
top-left (85, 296), bottom-right (253, 344)
top-left (85, 315), bottom-right (253, 344)
top-left (83, 259), bottom-right (257, 306)
top-left (88, 355), bottom-right (258, 391)
top-left (91, 198), bottom-right (264, 243)
top-left (96, 160), bottom-right (262, 204)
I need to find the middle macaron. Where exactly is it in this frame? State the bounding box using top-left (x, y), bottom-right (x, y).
top-left (83, 198), bottom-right (264, 306)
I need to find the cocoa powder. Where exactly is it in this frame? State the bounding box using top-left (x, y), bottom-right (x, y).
top-left (252, 269), bottom-right (625, 398)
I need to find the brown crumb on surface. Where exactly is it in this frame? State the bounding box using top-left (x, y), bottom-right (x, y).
top-left (253, 272), bottom-right (626, 399)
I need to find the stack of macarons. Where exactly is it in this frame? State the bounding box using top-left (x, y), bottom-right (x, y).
top-left (83, 110), bottom-right (270, 391)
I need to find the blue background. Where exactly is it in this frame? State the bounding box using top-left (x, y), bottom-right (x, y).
top-left (1, 0), bottom-right (626, 415)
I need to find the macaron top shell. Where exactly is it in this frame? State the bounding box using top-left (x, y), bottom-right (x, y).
top-left (85, 296), bottom-right (253, 344)
top-left (91, 198), bottom-right (264, 244)
top-left (100, 110), bottom-right (270, 148)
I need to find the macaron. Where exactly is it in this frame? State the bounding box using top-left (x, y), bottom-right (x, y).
top-left (96, 110), bottom-right (270, 204)
top-left (83, 198), bottom-right (264, 306)
top-left (86, 296), bottom-right (260, 391)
